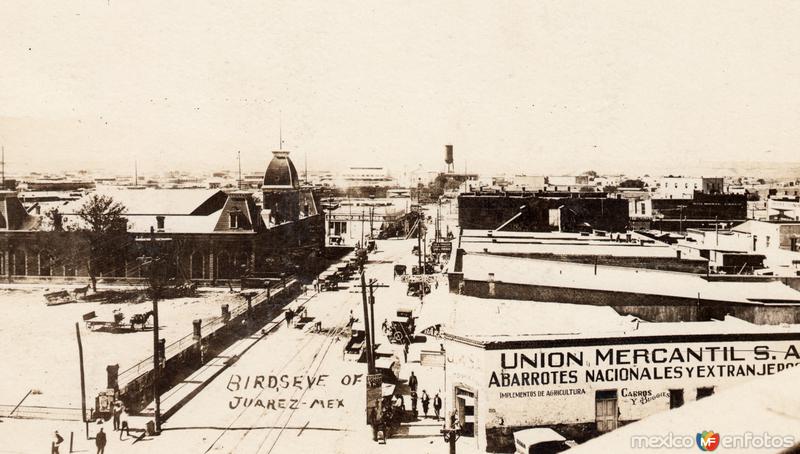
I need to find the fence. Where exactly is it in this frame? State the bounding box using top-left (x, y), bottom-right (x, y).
top-left (0, 404), bottom-right (84, 421)
top-left (117, 279), bottom-right (295, 388)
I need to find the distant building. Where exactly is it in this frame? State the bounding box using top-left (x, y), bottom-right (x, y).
top-left (458, 190), bottom-right (629, 233)
top-left (546, 175), bottom-right (593, 192)
top-left (652, 176), bottom-right (724, 199)
top-left (510, 175), bottom-right (546, 192)
top-left (324, 197), bottom-right (414, 247)
top-left (768, 197), bottom-right (800, 221)
top-left (339, 166), bottom-right (395, 187)
top-left (24, 177), bottom-right (95, 192)
top-left (648, 193), bottom-right (747, 231)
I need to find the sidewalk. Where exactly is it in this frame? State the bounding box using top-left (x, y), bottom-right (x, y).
top-left (139, 291), bottom-right (320, 420)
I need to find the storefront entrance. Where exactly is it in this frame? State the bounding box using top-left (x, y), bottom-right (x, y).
top-left (455, 386), bottom-right (476, 437)
top-left (595, 390), bottom-right (618, 433)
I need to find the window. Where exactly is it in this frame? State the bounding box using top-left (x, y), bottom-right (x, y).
top-left (229, 211), bottom-right (239, 229)
top-left (669, 389), bottom-right (684, 409)
top-left (696, 387), bottom-right (714, 400)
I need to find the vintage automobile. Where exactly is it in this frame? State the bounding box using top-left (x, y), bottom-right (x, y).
top-left (406, 281), bottom-right (431, 297)
top-left (345, 321), bottom-right (366, 357)
top-left (513, 428), bottom-right (576, 454)
top-left (393, 264), bottom-right (407, 278)
top-left (319, 272), bottom-right (340, 291)
top-left (387, 308), bottom-right (416, 344)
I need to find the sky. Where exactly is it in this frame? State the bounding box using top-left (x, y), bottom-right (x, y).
top-left (2, 0), bottom-right (800, 178)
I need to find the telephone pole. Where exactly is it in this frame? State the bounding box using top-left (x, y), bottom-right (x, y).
top-left (150, 230), bottom-right (162, 434)
top-left (75, 323), bottom-right (88, 439)
top-left (136, 227), bottom-right (171, 434)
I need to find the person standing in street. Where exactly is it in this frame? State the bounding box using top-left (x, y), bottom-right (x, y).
top-left (408, 371), bottom-right (418, 392)
top-left (119, 407), bottom-right (130, 440)
top-left (410, 390), bottom-right (418, 418)
top-left (112, 400), bottom-right (122, 431)
top-left (433, 392), bottom-right (442, 420)
top-left (95, 427), bottom-right (107, 454)
top-left (52, 430), bottom-right (64, 454)
top-left (421, 390), bottom-right (430, 418)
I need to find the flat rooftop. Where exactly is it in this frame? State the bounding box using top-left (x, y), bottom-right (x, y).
top-left (431, 296), bottom-right (800, 345)
top-left (460, 230), bottom-right (676, 257)
top-left (460, 253), bottom-right (800, 304)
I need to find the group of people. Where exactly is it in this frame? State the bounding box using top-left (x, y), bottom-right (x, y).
top-left (406, 372), bottom-right (443, 420)
top-left (52, 401), bottom-right (131, 454)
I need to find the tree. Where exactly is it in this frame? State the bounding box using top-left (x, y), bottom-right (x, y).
top-left (619, 179), bottom-right (645, 189)
top-left (75, 194), bottom-right (128, 291)
top-left (583, 170), bottom-right (598, 178)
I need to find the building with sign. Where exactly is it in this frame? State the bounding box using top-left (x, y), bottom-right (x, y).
top-left (434, 296), bottom-right (800, 452)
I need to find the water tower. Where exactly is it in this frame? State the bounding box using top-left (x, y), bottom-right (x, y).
top-left (445, 144), bottom-right (454, 173)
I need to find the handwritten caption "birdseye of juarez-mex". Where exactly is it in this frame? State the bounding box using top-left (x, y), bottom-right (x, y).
top-left (225, 373), bottom-right (364, 410)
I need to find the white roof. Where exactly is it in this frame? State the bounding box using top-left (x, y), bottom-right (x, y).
top-left (62, 188), bottom-right (224, 215)
top-left (568, 367), bottom-right (800, 453)
top-left (462, 254), bottom-right (800, 304)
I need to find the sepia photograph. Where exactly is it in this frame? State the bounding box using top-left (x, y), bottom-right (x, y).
top-left (1, 1), bottom-right (800, 453)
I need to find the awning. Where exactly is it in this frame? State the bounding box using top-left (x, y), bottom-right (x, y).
top-left (381, 383), bottom-right (396, 397)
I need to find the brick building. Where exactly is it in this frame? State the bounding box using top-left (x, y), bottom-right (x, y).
top-left (0, 150), bottom-right (325, 284)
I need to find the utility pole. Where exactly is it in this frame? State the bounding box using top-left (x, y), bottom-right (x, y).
top-left (417, 213), bottom-right (423, 273)
top-left (150, 229), bottom-right (162, 434)
top-left (369, 206), bottom-right (374, 240)
top-left (361, 208), bottom-right (365, 247)
top-left (75, 323), bottom-right (88, 439)
top-left (137, 227), bottom-right (169, 434)
top-left (354, 278), bottom-right (390, 350)
top-left (237, 150), bottom-right (242, 189)
top-left (360, 271), bottom-right (375, 374)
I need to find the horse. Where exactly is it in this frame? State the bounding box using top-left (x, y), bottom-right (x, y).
top-left (129, 311), bottom-right (154, 331)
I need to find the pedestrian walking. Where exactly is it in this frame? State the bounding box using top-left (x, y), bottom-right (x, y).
top-left (433, 393), bottom-right (442, 420)
top-left (52, 430), bottom-right (64, 454)
top-left (421, 390), bottom-right (430, 418)
top-left (410, 390), bottom-right (418, 417)
top-left (119, 407), bottom-right (130, 440)
top-left (95, 427), bottom-right (107, 454)
top-left (381, 318), bottom-right (388, 334)
top-left (112, 400), bottom-right (122, 430)
top-left (408, 371), bottom-right (418, 392)
top-left (284, 308), bottom-right (294, 327)
top-left (402, 345), bottom-right (408, 363)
